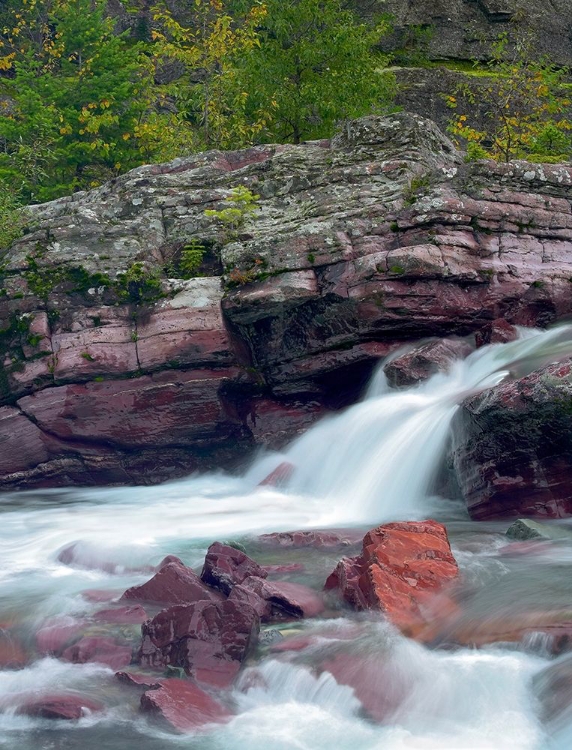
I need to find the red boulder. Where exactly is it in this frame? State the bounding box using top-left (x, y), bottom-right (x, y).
top-left (17, 694), bottom-right (103, 721)
top-left (139, 599), bottom-right (259, 688)
top-left (228, 577), bottom-right (324, 621)
top-left (326, 520), bottom-right (459, 635)
top-left (62, 636), bottom-right (132, 670)
top-left (201, 542), bottom-right (267, 594)
top-left (121, 561), bottom-right (220, 606)
top-left (258, 529), bottom-right (362, 548)
top-left (140, 678), bottom-right (231, 733)
top-left (93, 604), bottom-right (148, 625)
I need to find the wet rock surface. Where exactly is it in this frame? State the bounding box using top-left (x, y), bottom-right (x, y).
top-left (2, 113), bottom-right (572, 488)
top-left (452, 358), bottom-right (572, 519)
top-left (383, 338), bottom-right (473, 387)
top-left (140, 677), bottom-right (231, 733)
top-left (326, 520), bottom-right (459, 634)
top-left (200, 542), bottom-right (268, 595)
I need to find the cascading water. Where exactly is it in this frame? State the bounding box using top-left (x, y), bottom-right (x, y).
top-left (2, 324), bottom-right (572, 749)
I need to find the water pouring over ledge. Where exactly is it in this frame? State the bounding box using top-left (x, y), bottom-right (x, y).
top-left (2, 324), bottom-right (572, 749)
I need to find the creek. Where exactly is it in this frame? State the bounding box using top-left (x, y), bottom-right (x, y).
top-left (2, 326), bottom-right (572, 749)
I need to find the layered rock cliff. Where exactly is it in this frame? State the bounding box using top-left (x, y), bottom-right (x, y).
top-left (1, 112), bottom-right (572, 489)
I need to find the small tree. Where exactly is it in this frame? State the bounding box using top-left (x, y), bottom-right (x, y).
top-left (447, 35), bottom-right (572, 163)
top-left (235, 0), bottom-right (395, 144)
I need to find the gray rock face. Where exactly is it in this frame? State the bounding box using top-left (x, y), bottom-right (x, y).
top-left (1, 112), bottom-right (572, 488)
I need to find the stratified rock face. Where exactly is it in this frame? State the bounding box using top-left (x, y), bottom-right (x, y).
top-left (1, 112), bottom-right (572, 487)
top-left (326, 520), bottom-right (459, 634)
top-left (451, 359), bottom-right (572, 520)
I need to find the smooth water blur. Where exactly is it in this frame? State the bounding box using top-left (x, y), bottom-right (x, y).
top-left (2, 324), bottom-right (572, 748)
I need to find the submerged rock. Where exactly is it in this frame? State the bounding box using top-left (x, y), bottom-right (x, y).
top-left (140, 678), bottom-right (231, 733)
top-left (326, 520), bottom-right (459, 634)
top-left (452, 358), bottom-right (572, 519)
top-left (62, 636), bottom-right (132, 670)
top-left (17, 694), bottom-right (103, 721)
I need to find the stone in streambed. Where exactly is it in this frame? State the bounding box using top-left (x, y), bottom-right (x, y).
top-left (200, 542), bottom-right (267, 595)
top-left (139, 599), bottom-right (259, 688)
top-left (140, 678), bottom-right (231, 733)
top-left (257, 461), bottom-right (295, 487)
top-left (17, 694), bottom-right (103, 721)
top-left (505, 518), bottom-right (572, 542)
top-left (115, 670), bottom-right (163, 689)
top-left (35, 616), bottom-right (88, 655)
top-left (475, 319), bottom-right (518, 348)
top-left (326, 520), bottom-right (459, 635)
top-left (62, 636), bottom-right (132, 670)
top-left (383, 338), bottom-right (473, 388)
top-left (121, 561), bottom-right (220, 606)
top-left (93, 604), bottom-right (148, 625)
top-left (258, 529), bottom-right (362, 548)
top-left (228, 577), bottom-right (324, 622)
top-left (0, 631), bottom-right (28, 668)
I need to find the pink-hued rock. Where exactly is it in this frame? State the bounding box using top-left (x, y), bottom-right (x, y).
top-left (140, 678), bottom-right (231, 733)
top-left (115, 671), bottom-right (163, 689)
top-left (200, 542), bottom-right (267, 594)
top-left (93, 605), bottom-right (148, 625)
top-left (258, 461), bottom-right (295, 487)
top-left (326, 520), bottom-right (459, 635)
top-left (229, 577), bottom-right (324, 621)
top-left (0, 632), bottom-right (28, 668)
top-left (0, 407), bottom-right (50, 474)
top-left (383, 338), bottom-right (473, 388)
top-left (36, 617), bottom-right (87, 655)
top-left (452, 358), bottom-right (572, 519)
top-left (475, 318), bottom-right (519, 348)
top-left (157, 555), bottom-right (185, 569)
top-left (17, 369), bottom-right (243, 450)
top-left (263, 563), bottom-right (306, 574)
top-left (62, 636), bottom-right (132, 670)
top-left (321, 653), bottom-right (406, 723)
top-left (17, 694), bottom-right (103, 721)
top-left (81, 589), bottom-right (120, 603)
top-left (121, 561), bottom-right (220, 606)
top-left (258, 529), bottom-right (362, 548)
top-left (139, 599), bottom-right (259, 688)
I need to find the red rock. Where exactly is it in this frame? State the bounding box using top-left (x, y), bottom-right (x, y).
top-left (383, 338), bottom-right (473, 388)
top-left (258, 529), bottom-right (362, 548)
top-left (115, 671), bottom-right (163, 689)
top-left (158, 555), bottom-right (185, 569)
top-left (326, 520), bottom-right (459, 635)
top-left (93, 604), bottom-right (148, 625)
top-left (17, 694), bottom-right (103, 721)
top-left (475, 318), bottom-right (518, 348)
top-left (121, 561), bottom-right (220, 606)
top-left (0, 632), bottom-right (27, 668)
top-left (36, 617), bottom-right (87, 655)
top-left (258, 462), bottom-right (295, 487)
top-left (229, 577), bottom-right (324, 621)
top-left (452, 357), bottom-right (572, 519)
top-left (62, 636), bottom-right (132, 670)
top-left (263, 563), bottom-right (306, 574)
top-left (139, 599), bottom-right (259, 688)
top-left (140, 678), bottom-right (231, 733)
top-left (321, 653), bottom-right (406, 723)
top-left (81, 589), bottom-right (119, 603)
top-left (201, 542), bottom-right (267, 594)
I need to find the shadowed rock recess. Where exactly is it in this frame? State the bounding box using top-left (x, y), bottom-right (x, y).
top-left (1, 113), bottom-right (572, 490)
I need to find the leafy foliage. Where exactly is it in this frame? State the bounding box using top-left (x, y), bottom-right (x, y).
top-left (447, 35), bottom-right (572, 163)
top-left (235, 0), bottom-right (396, 144)
top-left (205, 185), bottom-right (259, 244)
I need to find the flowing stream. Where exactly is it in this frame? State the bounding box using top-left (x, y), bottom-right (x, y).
top-left (2, 325), bottom-right (572, 748)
